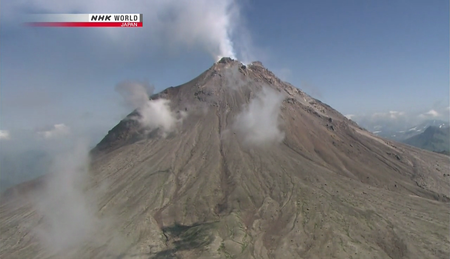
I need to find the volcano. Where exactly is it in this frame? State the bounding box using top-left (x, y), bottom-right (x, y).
top-left (1, 58), bottom-right (449, 259)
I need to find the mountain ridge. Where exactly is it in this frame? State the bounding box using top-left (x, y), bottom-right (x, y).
top-left (361, 119), bottom-right (449, 141)
top-left (404, 126), bottom-right (450, 154)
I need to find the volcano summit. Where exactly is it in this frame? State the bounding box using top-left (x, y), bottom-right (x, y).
top-left (1, 58), bottom-right (449, 259)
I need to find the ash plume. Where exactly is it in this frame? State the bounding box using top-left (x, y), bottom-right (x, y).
top-left (233, 86), bottom-right (285, 146)
top-left (115, 81), bottom-right (181, 135)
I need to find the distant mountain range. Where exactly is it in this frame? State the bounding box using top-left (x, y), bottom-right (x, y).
top-left (362, 119), bottom-right (449, 142)
top-left (355, 119), bottom-right (449, 154)
top-left (403, 126), bottom-right (450, 154)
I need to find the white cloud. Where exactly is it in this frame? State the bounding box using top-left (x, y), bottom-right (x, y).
top-left (233, 86), bottom-right (285, 146)
top-left (345, 114), bottom-right (355, 120)
top-left (418, 109), bottom-right (441, 119)
top-left (422, 109), bottom-right (440, 117)
top-left (116, 81), bottom-right (154, 109)
top-left (37, 124), bottom-right (70, 139)
top-left (137, 99), bottom-right (178, 133)
top-left (116, 81), bottom-right (182, 136)
top-left (388, 110), bottom-right (405, 119)
top-left (0, 130), bottom-right (10, 140)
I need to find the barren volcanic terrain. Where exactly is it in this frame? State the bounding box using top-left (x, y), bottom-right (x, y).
top-left (1, 58), bottom-right (449, 259)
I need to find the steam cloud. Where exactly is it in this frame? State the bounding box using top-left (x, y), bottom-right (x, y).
top-left (115, 81), bottom-right (155, 109)
top-left (7, 0), bottom-right (242, 61)
top-left (115, 82), bottom-right (182, 135)
top-left (35, 141), bottom-right (96, 253)
top-left (156, 0), bottom-right (238, 60)
top-left (233, 87), bottom-right (285, 146)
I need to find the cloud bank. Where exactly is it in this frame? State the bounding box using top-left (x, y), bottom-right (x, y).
top-left (233, 87), bottom-right (285, 146)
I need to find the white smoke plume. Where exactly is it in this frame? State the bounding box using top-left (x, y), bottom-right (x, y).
top-left (35, 141), bottom-right (96, 253)
top-left (7, 0), bottom-right (241, 61)
top-left (233, 86), bottom-right (285, 146)
top-left (156, 0), bottom-right (238, 60)
top-left (115, 81), bottom-right (155, 109)
top-left (115, 81), bottom-right (180, 135)
top-left (138, 99), bottom-right (179, 132)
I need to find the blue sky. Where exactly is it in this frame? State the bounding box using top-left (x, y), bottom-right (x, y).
top-left (0, 0), bottom-right (448, 145)
top-left (247, 0), bottom-right (449, 114)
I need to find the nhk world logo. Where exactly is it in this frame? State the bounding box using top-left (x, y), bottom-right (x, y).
top-left (25, 14), bottom-right (143, 27)
top-left (89, 14), bottom-right (141, 22)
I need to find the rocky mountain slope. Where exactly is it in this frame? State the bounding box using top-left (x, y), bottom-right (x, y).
top-left (1, 58), bottom-right (449, 259)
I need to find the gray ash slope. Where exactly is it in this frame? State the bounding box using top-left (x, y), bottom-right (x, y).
top-left (1, 58), bottom-right (449, 259)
